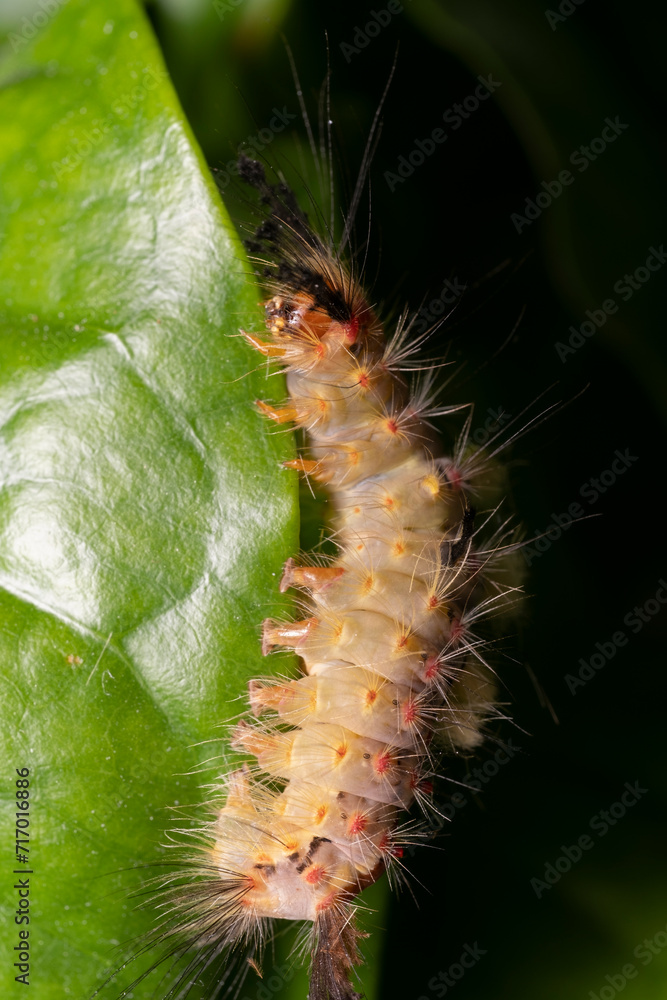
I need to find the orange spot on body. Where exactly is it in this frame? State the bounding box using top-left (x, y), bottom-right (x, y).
top-left (403, 699), bottom-right (417, 725)
top-left (373, 750), bottom-right (392, 774)
top-left (427, 595), bottom-right (440, 610)
top-left (365, 688), bottom-right (378, 706)
top-left (315, 805), bottom-right (327, 823)
top-left (335, 743), bottom-right (347, 760)
top-left (304, 865), bottom-right (326, 885)
top-left (423, 655), bottom-right (440, 680)
top-left (358, 371), bottom-right (370, 389)
top-left (347, 812), bottom-right (367, 836)
top-left (386, 419), bottom-right (398, 435)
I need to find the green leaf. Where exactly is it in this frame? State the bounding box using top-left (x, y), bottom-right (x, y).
top-left (0, 1), bottom-right (298, 996)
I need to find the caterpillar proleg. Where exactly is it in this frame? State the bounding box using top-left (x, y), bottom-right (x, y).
top-left (102, 73), bottom-right (525, 1000)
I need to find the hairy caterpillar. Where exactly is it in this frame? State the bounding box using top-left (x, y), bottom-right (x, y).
top-left (102, 81), bottom-right (525, 1000)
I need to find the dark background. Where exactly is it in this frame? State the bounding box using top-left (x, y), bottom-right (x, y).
top-left (149, 1), bottom-right (666, 997)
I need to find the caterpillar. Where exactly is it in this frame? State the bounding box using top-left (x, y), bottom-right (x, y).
top-left (227, 153), bottom-right (510, 1000)
top-left (104, 84), bottom-right (524, 1000)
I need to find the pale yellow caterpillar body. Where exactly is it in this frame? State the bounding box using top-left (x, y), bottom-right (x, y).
top-left (103, 95), bottom-right (525, 1000)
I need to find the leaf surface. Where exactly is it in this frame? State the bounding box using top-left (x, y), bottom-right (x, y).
top-left (0, 2), bottom-right (297, 996)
